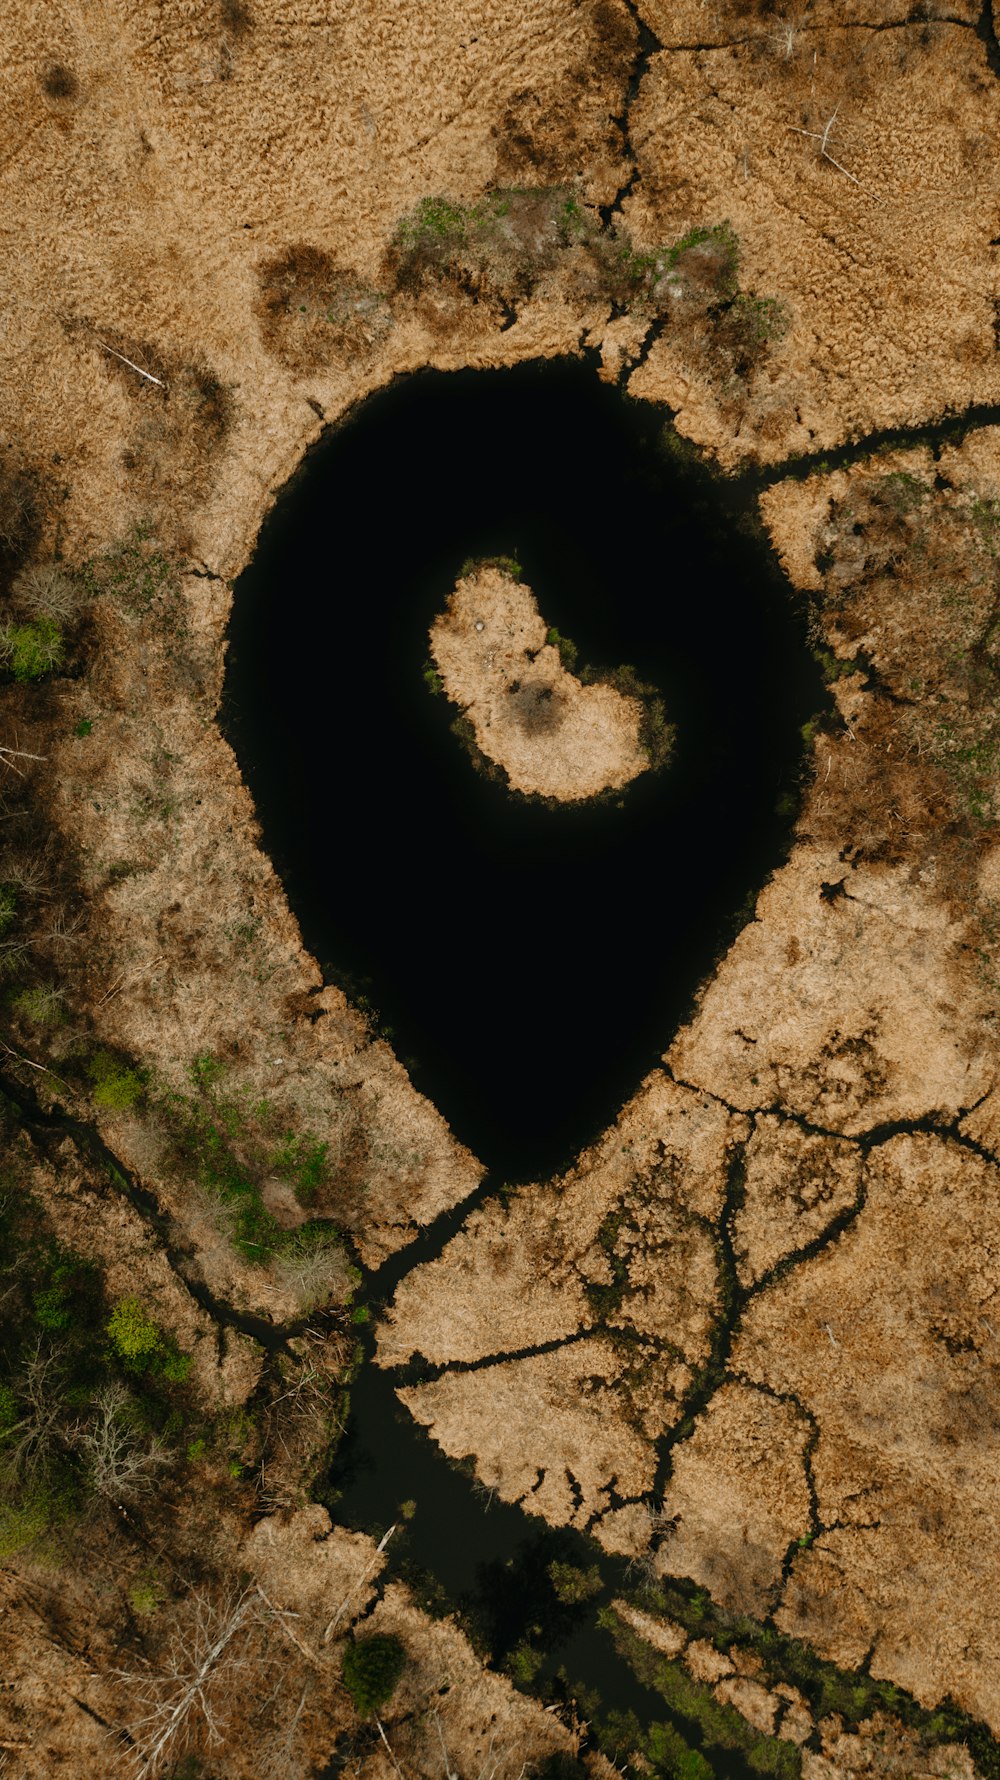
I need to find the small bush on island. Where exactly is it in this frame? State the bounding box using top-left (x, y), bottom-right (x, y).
top-left (341, 1632), bottom-right (407, 1715)
top-left (548, 1559), bottom-right (603, 1604)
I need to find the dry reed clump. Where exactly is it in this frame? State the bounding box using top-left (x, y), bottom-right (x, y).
top-left (0, 458), bottom-right (41, 584)
top-left (59, 321), bottom-right (235, 513)
top-left (492, 0), bottom-right (637, 187)
top-left (255, 245), bottom-right (392, 374)
top-left (804, 468), bottom-right (1000, 878)
top-left (40, 63), bottom-right (79, 101)
top-left (220, 0), bottom-right (253, 36)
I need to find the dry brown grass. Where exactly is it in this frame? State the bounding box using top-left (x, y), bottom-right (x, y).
top-left (255, 246), bottom-right (391, 375)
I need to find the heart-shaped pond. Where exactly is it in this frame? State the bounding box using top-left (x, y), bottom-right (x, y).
top-left (224, 359), bottom-right (821, 1182)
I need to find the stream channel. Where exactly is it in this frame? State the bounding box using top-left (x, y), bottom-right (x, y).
top-left (222, 358), bottom-right (825, 1772)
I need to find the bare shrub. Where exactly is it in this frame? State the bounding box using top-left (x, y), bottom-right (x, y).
top-left (0, 1339), bottom-right (67, 1488)
top-left (0, 460), bottom-right (39, 574)
top-left (10, 563), bottom-right (86, 624)
top-left (220, 0), bottom-right (253, 34)
top-left (509, 679), bottom-right (566, 738)
top-left (72, 1383), bottom-right (170, 1504)
top-left (270, 1230), bottom-right (354, 1313)
top-left (41, 63), bottom-right (78, 100)
top-left (2, 843), bottom-right (54, 900)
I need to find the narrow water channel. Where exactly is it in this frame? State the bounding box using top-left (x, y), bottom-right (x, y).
top-left (222, 357), bottom-right (825, 1771)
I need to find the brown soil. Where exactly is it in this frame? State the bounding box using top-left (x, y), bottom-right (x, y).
top-left (429, 563), bottom-right (650, 800)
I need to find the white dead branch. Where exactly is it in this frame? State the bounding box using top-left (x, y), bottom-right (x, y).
top-left (322, 1522), bottom-right (397, 1642)
top-left (788, 104), bottom-right (862, 185)
top-left (0, 743), bottom-right (47, 778)
top-left (119, 1586), bottom-right (272, 1778)
top-left (96, 339), bottom-right (167, 388)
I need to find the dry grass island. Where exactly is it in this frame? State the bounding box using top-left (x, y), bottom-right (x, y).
top-left (3, 0), bottom-right (1000, 1776)
top-left (428, 560), bottom-right (668, 801)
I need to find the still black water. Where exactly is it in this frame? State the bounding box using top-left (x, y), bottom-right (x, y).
top-left (224, 358), bottom-right (821, 1186)
top-left (223, 359), bottom-right (823, 1770)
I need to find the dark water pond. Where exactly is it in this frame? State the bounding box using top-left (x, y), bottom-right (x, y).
top-left (223, 359), bottom-right (824, 1772)
top-left (223, 357), bottom-right (821, 1186)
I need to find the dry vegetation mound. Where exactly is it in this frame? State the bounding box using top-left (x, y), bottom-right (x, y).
top-left (428, 561), bottom-right (661, 801)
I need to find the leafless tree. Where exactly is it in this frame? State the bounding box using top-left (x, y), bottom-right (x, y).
top-left (2, 842), bottom-right (55, 900)
top-left (255, 1687), bottom-right (311, 1780)
top-left (72, 1384), bottom-right (170, 1504)
top-left (0, 1338), bottom-right (67, 1486)
top-left (772, 20), bottom-right (798, 59)
top-left (0, 931), bottom-right (30, 980)
top-left (42, 904), bottom-right (84, 953)
top-left (119, 1586), bottom-right (276, 1778)
top-left (428, 1715), bottom-right (530, 1780)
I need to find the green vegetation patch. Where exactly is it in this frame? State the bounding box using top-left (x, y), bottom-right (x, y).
top-left (106, 1296), bottom-right (192, 1383)
top-left (390, 192), bottom-right (786, 389)
top-left (546, 626), bottom-right (578, 674)
top-left (623, 1580), bottom-right (994, 1773)
top-left (390, 188), bottom-right (739, 318)
top-left (0, 1144), bottom-right (189, 1561)
top-left (11, 984), bottom-right (65, 1028)
top-left (80, 523), bottom-right (177, 615)
top-left (0, 616), bottom-right (64, 681)
top-left (158, 1057), bottom-right (349, 1280)
top-left (548, 1560), bottom-right (604, 1605)
top-left (602, 1608), bottom-right (801, 1779)
top-left (341, 1632), bottom-right (407, 1715)
top-left (88, 1048), bottom-right (146, 1111)
top-left (461, 552), bottom-right (523, 582)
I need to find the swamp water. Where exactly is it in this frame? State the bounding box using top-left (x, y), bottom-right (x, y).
top-left (223, 359), bottom-right (824, 1771)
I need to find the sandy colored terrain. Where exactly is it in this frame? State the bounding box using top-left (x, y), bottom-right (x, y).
top-left (429, 563), bottom-right (650, 799)
top-left (624, 15), bottom-right (1000, 463)
top-left (736, 1132), bottom-right (1000, 1726)
top-left (4, 0), bottom-right (1000, 1770)
top-left (379, 431), bottom-right (1000, 1734)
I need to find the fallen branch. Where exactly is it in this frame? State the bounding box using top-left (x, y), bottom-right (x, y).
top-left (789, 104), bottom-right (862, 185)
top-left (375, 1716), bottom-right (407, 1780)
top-left (95, 340), bottom-right (167, 389)
top-left (0, 742), bottom-right (47, 778)
top-left (253, 1585), bottom-right (321, 1669)
top-left (322, 1523), bottom-right (397, 1642)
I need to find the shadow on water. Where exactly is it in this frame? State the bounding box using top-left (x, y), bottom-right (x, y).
top-left (223, 357), bottom-right (825, 1771)
top-left (224, 356), bottom-right (822, 1187)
